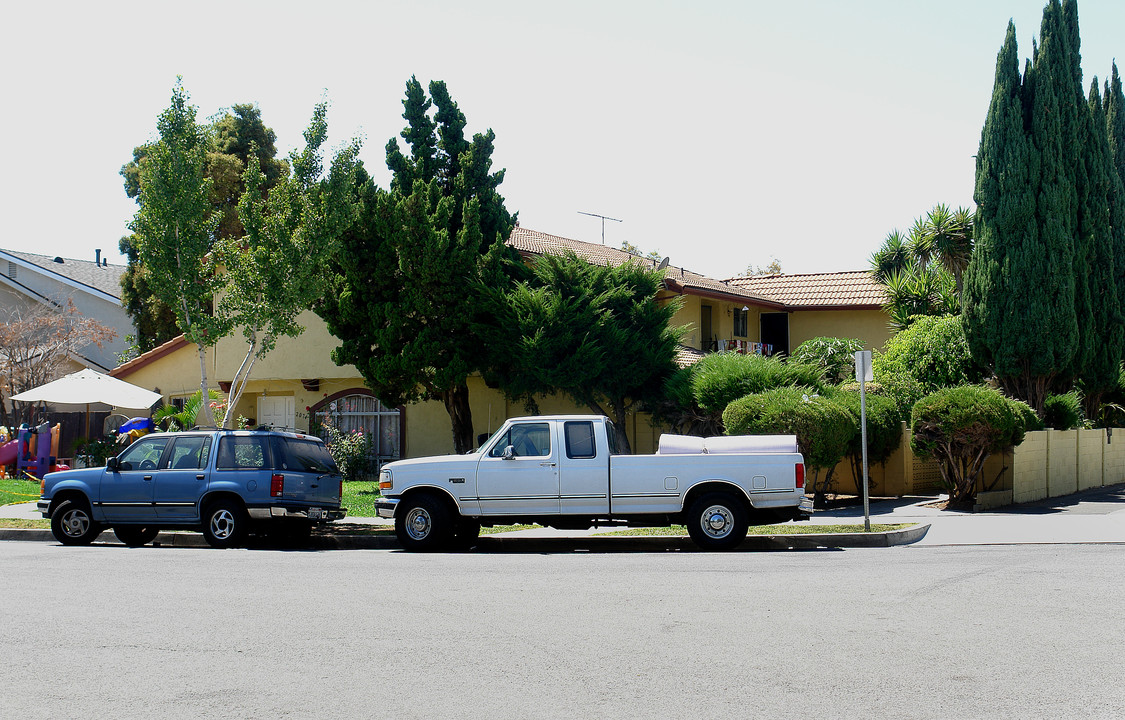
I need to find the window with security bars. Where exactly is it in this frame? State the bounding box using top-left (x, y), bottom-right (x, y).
top-left (316, 394), bottom-right (400, 468)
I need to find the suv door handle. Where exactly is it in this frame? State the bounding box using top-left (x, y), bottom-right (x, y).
top-left (540, 462), bottom-right (556, 467)
top-left (196, 474), bottom-right (205, 480)
top-left (143, 475), bottom-right (152, 481)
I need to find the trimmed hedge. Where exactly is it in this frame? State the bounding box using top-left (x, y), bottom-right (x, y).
top-left (723, 387), bottom-right (855, 472)
top-left (1043, 391), bottom-right (1084, 430)
top-left (910, 385), bottom-right (1030, 503)
top-left (827, 388), bottom-right (903, 495)
top-left (693, 352), bottom-right (826, 414)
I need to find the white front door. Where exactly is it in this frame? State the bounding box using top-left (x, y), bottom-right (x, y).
top-left (257, 396), bottom-right (295, 430)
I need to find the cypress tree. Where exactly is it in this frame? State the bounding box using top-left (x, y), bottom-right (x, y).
top-left (963, 21), bottom-right (1047, 412)
top-left (1076, 80), bottom-right (1122, 419)
top-left (963, 1), bottom-right (1094, 416)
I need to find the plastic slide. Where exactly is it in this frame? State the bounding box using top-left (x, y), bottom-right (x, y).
top-left (0, 439), bottom-right (16, 466)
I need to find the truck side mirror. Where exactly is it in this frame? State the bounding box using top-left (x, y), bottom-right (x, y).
top-left (501, 445), bottom-right (515, 460)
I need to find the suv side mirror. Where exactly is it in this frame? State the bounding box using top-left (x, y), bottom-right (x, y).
top-left (501, 445), bottom-right (515, 460)
top-left (106, 457), bottom-right (120, 472)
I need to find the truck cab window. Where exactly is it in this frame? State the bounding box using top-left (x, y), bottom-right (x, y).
top-left (564, 422), bottom-right (596, 459)
top-left (489, 423), bottom-right (551, 457)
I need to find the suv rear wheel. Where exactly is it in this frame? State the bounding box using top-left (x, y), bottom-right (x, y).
top-left (202, 499), bottom-right (248, 549)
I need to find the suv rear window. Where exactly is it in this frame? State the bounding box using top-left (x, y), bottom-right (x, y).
top-left (273, 437), bottom-right (339, 474)
top-left (216, 436), bottom-right (270, 470)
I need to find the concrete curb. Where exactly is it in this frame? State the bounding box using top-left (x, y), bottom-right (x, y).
top-left (0, 523), bottom-right (930, 551)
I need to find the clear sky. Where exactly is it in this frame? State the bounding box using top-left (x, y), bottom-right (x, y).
top-left (3, 0), bottom-right (1124, 281)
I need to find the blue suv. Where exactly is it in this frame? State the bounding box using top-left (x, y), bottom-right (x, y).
top-left (38, 429), bottom-right (346, 548)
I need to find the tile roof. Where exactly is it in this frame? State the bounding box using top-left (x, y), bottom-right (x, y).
top-left (724, 270), bottom-right (887, 309)
top-left (1, 249), bottom-right (125, 299)
top-left (110, 334), bottom-right (190, 378)
top-left (507, 227), bottom-right (784, 308)
top-left (674, 344), bottom-right (707, 369)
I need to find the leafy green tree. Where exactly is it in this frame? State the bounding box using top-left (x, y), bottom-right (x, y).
top-left (790, 337), bottom-right (864, 385)
top-left (909, 204), bottom-right (975, 295)
top-left (216, 104), bottom-right (359, 428)
top-left (873, 314), bottom-right (985, 421)
top-left (869, 222), bottom-right (960, 330)
top-left (868, 229), bottom-right (912, 284)
top-left (484, 251), bottom-right (682, 454)
top-left (316, 78), bottom-right (518, 454)
top-left (129, 81), bottom-right (226, 427)
top-left (120, 102), bottom-right (287, 352)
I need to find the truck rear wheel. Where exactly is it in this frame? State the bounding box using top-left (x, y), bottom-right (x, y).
top-left (686, 492), bottom-right (749, 551)
top-left (395, 493), bottom-right (453, 551)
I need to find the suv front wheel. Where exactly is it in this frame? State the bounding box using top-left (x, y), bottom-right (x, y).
top-left (202, 499), bottom-right (248, 548)
top-left (50, 499), bottom-right (103, 546)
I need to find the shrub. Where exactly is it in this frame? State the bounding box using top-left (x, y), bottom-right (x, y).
top-left (1043, 391), bottom-right (1084, 430)
top-left (910, 385), bottom-right (1030, 504)
top-left (874, 315), bottom-right (985, 420)
top-left (790, 337), bottom-right (865, 384)
top-left (321, 422), bottom-right (375, 482)
top-left (825, 388), bottom-right (903, 495)
top-left (723, 387), bottom-right (855, 501)
top-left (692, 352), bottom-right (826, 415)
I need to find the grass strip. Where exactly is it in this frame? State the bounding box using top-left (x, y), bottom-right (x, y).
top-left (0, 518), bottom-right (49, 529)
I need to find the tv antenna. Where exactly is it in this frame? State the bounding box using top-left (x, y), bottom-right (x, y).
top-left (578, 211), bottom-right (622, 245)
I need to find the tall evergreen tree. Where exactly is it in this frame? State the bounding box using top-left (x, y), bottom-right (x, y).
top-left (963, 2), bottom-right (1089, 416)
top-left (316, 78), bottom-right (518, 454)
top-left (1076, 80), bottom-right (1123, 418)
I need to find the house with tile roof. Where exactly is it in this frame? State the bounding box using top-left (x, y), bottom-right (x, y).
top-left (108, 227), bottom-right (893, 461)
top-left (725, 270), bottom-right (892, 354)
top-left (0, 248), bottom-right (134, 373)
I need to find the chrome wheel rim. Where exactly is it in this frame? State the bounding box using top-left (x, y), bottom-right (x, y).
top-left (61, 509), bottom-right (90, 538)
top-left (405, 507), bottom-right (432, 541)
top-left (700, 504), bottom-right (734, 539)
top-left (210, 509), bottom-right (236, 539)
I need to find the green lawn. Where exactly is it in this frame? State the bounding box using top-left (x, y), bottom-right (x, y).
top-left (342, 480), bottom-right (381, 517)
top-left (0, 478), bottom-right (41, 506)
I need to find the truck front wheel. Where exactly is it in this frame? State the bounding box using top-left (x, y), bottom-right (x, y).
top-left (396, 493), bottom-right (453, 551)
top-left (686, 492), bottom-right (749, 551)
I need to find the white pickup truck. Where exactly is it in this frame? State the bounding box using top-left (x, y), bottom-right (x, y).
top-left (375, 415), bottom-right (812, 550)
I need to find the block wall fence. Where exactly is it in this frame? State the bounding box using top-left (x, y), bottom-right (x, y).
top-left (827, 424), bottom-right (1125, 510)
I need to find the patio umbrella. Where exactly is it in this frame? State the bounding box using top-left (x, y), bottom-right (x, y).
top-left (10, 368), bottom-right (162, 440)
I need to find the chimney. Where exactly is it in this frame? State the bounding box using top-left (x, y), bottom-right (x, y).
top-left (95, 249), bottom-right (102, 266)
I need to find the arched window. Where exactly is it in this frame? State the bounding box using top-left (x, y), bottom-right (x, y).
top-left (311, 391), bottom-right (402, 468)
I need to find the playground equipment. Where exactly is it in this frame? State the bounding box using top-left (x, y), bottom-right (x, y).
top-left (3, 422), bottom-right (64, 480)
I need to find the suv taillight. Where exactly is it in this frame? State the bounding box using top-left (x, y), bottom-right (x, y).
top-left (271, 474), bottom-right (284, 498)
top-left (796, 463), bottom-right (805, 490)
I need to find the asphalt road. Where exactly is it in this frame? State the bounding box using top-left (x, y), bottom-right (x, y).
top-left (2, 541), bottom-right (1124, 719)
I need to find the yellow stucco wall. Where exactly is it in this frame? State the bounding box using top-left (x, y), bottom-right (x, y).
top-left (118, 343), bottom-right (216, 400)
top-left (788, 309), bottom-right (892, 352)
top-left (670, 294), bottom-right (765, 350)
top-left (213, 310), bottom-right (357, 381)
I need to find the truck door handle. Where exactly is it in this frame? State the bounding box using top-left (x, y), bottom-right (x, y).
top-left (143, 475), bottom-right (152, 481)
top-left (196, 474), bottom-right (205, 480)
top-left (540, 462), bottom-right (556, 467)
